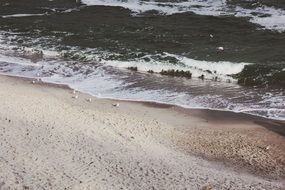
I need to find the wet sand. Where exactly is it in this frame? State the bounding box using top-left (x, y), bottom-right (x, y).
top-left (0, 74), bottom-right (284, 190)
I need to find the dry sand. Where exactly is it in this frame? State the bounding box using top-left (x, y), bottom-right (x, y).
top-left (0, 74), bottom-right (284, 190)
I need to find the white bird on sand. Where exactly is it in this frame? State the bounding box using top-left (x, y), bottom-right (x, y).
top-left (112, 103), bottom-right (119, 107)
top-left (87, 98), bottom-right (92, 102)
top-left (72, 90), bottom-right (77, 94)
top-left (265, 145), bottom-right (270, 151)
top-left (73, 95), bottom-right (78, 99)
top-left (36, 73), bottom-right (41, 82)
top-left (32, 80), bottom-right (36, 84)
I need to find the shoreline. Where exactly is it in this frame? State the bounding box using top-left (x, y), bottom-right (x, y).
top-left (0, 74), bottom-right (284, 189)
top-left (2, 72), bottom-right (285, 124)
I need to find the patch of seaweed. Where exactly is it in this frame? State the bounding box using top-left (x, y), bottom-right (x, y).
top-left (160, 69), bottom-right (192, 79)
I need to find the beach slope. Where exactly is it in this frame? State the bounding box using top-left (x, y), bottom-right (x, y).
top-left (0, 75), bottom-right (284, 189)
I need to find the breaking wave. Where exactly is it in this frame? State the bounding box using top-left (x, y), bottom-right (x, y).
top-left (82, 0), bottom-right (285, 32)
top-left (0, 38), bottom-right (284, 120)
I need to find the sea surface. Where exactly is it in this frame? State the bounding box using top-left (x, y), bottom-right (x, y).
top-left (0, 0), bottom-right (284, 120)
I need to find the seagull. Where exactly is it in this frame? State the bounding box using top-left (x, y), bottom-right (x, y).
top-left (73, 95), bottom-right (78, 99)
top-left (35, 73), bottom-right (41, 82)
top-left (265, 145), bottom-right (270, 151)
top-left (216, 46), bottom-right (224, 54)
top-left (210, 34), bottom-right (214, 38)
top-left (112, 103), bottom-right (119, 107)
top-left (87, 98), bottom-right (92, 102)
top-left (217, 46), bottom-right (224, 51)
top-left (72, 90), bottom-right (77, 94)
top-left (32, 80), bottom-right (36, 84)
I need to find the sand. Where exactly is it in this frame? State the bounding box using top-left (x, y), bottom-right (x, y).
top-left (0, 74), bottom-right (284, 190)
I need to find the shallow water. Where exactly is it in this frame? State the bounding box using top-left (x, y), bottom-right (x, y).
top-left (0, 0), bottom-right (284, 120)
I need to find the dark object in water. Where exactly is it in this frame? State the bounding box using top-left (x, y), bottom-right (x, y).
top-left (127, 67), bottom-right (138, 71)
top-left (160, 69), bottom-right (192, 79)
top-left (199, 74), bottom-right (205, 80)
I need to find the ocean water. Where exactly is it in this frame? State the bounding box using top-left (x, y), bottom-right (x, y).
top-left (0, 0), bottom-right (284, 120)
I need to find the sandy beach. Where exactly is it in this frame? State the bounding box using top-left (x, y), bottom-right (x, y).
top-left (0, 74), bottom-right (284, 190)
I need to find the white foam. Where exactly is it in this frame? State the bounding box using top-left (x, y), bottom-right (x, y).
top-left (250, 14), bottom-right (285, 32)
top-left (81, 0), bottom-right (226, 15)
top-left (0, 30), bottom-right (247, 82)
top-left (0, 54), bottom-right (41, 67)
top-left (104, 53), bottom-right (250, 82)
top-left (0, 51), bottom-right (284, 121)
top-left (81, 0), bottom-right (285, 32)
top-left (169, 53), bottom-right (249, 75)
top-left (2, 13), bottom-right (46, 18)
